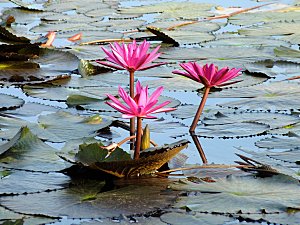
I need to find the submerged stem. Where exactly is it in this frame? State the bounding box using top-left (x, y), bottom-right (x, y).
top-left (190, 87), bottom-right (211, 132)
top-left (134, 117), bottom-right (143, 159)
top-left (129, 70), bottom-right (135, 150)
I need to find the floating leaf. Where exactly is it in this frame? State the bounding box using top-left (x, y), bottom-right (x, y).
top-left (0, 94), bottom-right (24, 111)
top-left (76, 142), bottom-right (131, 166)
top-left (23, 85), bottom-right (119, 102)
top-left (213, 82), bottom-right (300, 112)
top-left (0, 127), bottom-right (69, 172)
top-left (0, 48), bottom-right (79, 85)
top-left (229, 11), bottom-right (300, 26)
top-left (160, 212), bottom-right (236, 225)
top-left (171, 175), bottom-right (300, 213)
top-left (119, 2), bottom-right (215, 20)
top-left (195, 112), bottom-right (299, 138)
top-left (0, 111), bottom-right (113, 143)
top-left (2, 102), bottom-right (59, 117)
top-left (244, 60), bottom-right (300, 78)
top-left (0, 170), bottom-right (69, 195)
top-left (203, 36), bottom-right (291, 48)
top-left (158, 46), bottom-right (274, 68)
top-left (0, 178), bottom-right (177, 219)
top-left (147, 26), bottom-right (215, 46)
top-left (238, 22), bottom-right (300, 45)
top-left (256, 136), bottom-right (300, 151)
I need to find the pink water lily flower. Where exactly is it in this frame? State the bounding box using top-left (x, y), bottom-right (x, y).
top-left (97, 40), bottom-right (165, 72)
top-left (173, 62), bottom-right (243, 133)
top-left (172, 62), bottom-right (242, 88)
top-left (106, 81), bottom-right (175, 119)
top-left (106, 81), bottom-right (176, 159)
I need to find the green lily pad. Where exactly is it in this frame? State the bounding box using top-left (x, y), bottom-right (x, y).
top-left (0, 94), bottom-right (24, 111)
top-left (229, 10), bottom-right (300, 26)
top-left (0, 177), bottom-right (177, 219)
top-left (158, 46), bottom-right (274, 68)
top-left (245, 60), bottom-right (300, 78)
top-left (0, 127), bottom-right (69, 172)
top-left (171, 175), bottom-right (300, 213)
top-left (256, 135), bottom-right (300, 151)
top-left (2, 102), bottom-right (59, 117)
top-left (195, 112), bottom-right (299, 138)
top-left (160, 212), bottom-right (236, 225)
top-left (242, 211), bottom-right (300, 225)
top-left (203, 36), bottom-right (291, 48)
top-left (0, 48), bottom-right (79, 85)
top-left (274, 46), bottom-right (300, 61)
top-left (119, 2), bottom-right (215, 20)
top-left (0, 111), bottom-right (112, 143)
top-left (269, 122), bottom-right (300, 136)
top-left (0, 170), bottom-right (69, 195)
top-left (23, 85), bottom-right (119, 102)
top-left (91, 18), bottom-right (146, 32)
top-left (238, 22), bottom-right (300, 45)
top-left (213, 82), bottom-right (300, 112)
top-left (147, 26), bottom-right (215, 46)
top-left (76, 142), bottom-right (131, 166)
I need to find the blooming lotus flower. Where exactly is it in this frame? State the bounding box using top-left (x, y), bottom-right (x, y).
top-left (106, 81), bottom-right (175, 119)
top-left (172, 62), bottom-right (242, 88)
top-left (173, 62), bottom-right (243, 133)
top-left (97, 40), bottom-right (165, 72)
top-left (106, 81), bottom-right (175, 159)
top-left (98, 40), bottom-right (166, 143)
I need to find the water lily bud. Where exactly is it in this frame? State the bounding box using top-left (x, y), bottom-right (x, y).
top-left (141, 124), bottom-right (150, 150)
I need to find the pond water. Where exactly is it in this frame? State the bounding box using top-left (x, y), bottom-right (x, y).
top-left (0, 0), bottom-right (300, 224)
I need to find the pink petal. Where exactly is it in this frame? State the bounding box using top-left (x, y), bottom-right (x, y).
top-left (96, 60), bottom-right (125, 70)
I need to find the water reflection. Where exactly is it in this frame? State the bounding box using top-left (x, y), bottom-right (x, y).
top-left (190, 131), bottom-right (208, 164)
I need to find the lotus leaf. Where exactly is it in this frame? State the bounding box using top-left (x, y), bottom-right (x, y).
top-left (0, 178), bottom-right (177, 218)
top-left (171, 175), bottom-right (300, 213)
top-left (238, 22), bottom-right (300, 45)
top-left (0, 94), bottom-right (24, 111)
top-left (0, 127), bottom-right (69, 171)
top-left (119, 2), bottom-right (215, 20)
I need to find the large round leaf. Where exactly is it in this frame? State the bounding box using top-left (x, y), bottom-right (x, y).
top-left (171, 175), bottom-right (300, 213)
top-left (0, 127), bottom-right (69, 172)
top-left (0, 178), bottom-right (177, 219)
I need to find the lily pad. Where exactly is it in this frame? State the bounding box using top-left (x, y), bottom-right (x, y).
top-left (0, 170), bottom-right (69, 195)
top-left (244, 60), bottom-right (300, 78)
top-left (171, 175), bottom-right (300, 213)
top-left (256, 135), bottom-right (300, 151)
top-left (0, 111), bottom-right (113, 142)
top-left (2, 102), bottom-right (59, 117)
top-left (0, 127), bottom-right (69, 172)
top-left (23, 85), bottom-right (119, 102)
top-left (147, 26), bottom-right (215, 46)
top-left (229, 11), bottom-right (300, 26)
top-left (0, 48), bottom-right (79, 85)
top-left (158, 46), bottom-right (274, 68)
top-left (203, 36), bottom-right (291, 48)
top-left (213, 82), bottom-right (300, 112)
top-left (0, 94), bottom-right (24, 111)
top-left (0, 178), bottom-right (177, 219)
top-left (160, 212), bottom-right (236, 225)
top-left (238, 22), bottom-right (300, 45)
top-left (195, 112), bottom-right (299, 138)
top-left (119, 2), bottom-right (215, 20)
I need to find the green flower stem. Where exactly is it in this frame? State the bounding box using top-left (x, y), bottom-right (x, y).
top-left (134, 117), bottom-right (143, 159)
top-left (129, 70), bottom-right (135, 150)
top-left (190, 132), bottom-right (208, 164)
top-left (190, 87), bottom-right (211, 132)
